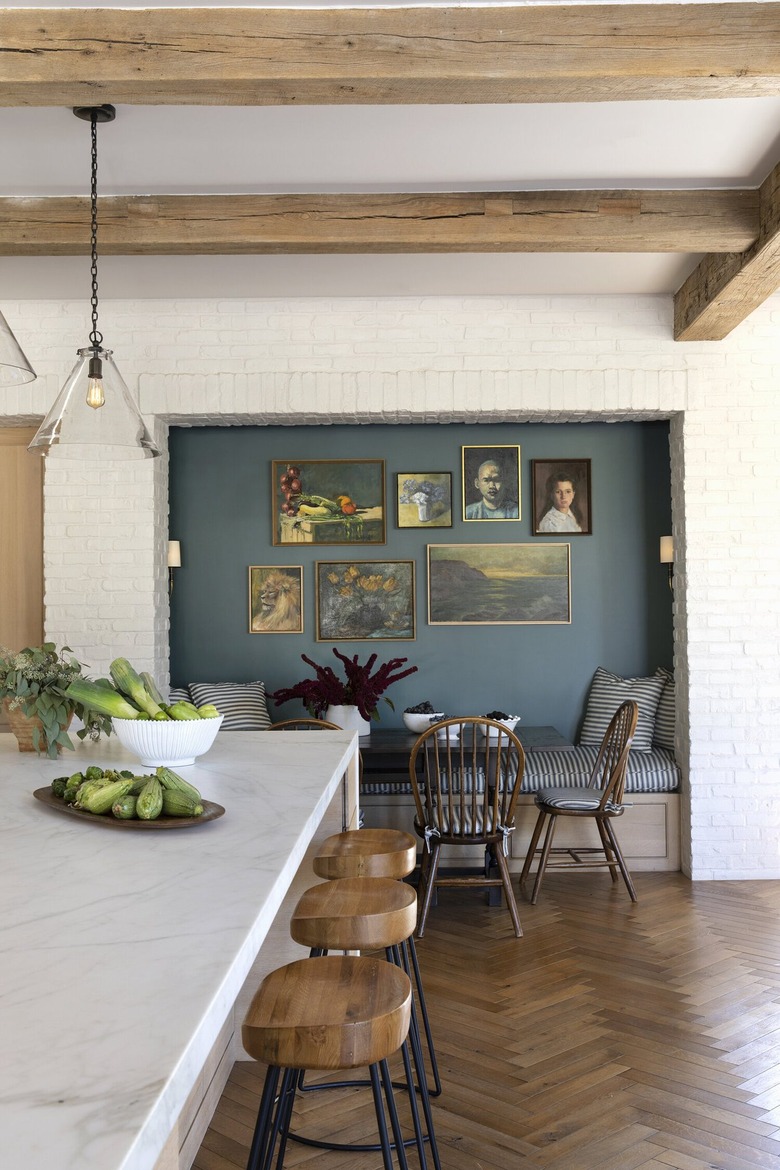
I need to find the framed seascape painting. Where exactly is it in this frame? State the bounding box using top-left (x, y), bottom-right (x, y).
top-left (531, 459), bottom-right (592, 535)
top-left (462, 445), bottom-right (521, 521)
top-left (316, 560), bottom-right (416, 641)
top-left (248, 566), bottom-right (304, 633)
top-left (427, 544), bottom-right (571, 625)
top-left (272, 459), bottom-right (385, 546)
top-left (396, 472), bottom-right (453, 528)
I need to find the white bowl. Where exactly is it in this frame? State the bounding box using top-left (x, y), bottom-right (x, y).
top-left (403, 711), bottom-right (444, 733)
top-left (111, 716), bottom-right (224, 767)
top-left (436, 725), bottom-right (460, 743)
top-left (480, 716), bottom-right (520, 740)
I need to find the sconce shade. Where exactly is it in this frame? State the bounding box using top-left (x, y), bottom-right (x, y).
top-left (0, 309), bottom-right (36, 386)
top-left (659, 536), bottom-right (674, 565)
top-left (167, 540), bottom-right (182, 568)
top-left (28, 347), bottom-right (160, 460)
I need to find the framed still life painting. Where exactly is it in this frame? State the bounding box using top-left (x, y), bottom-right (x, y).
top-left (316, 560), bottom-right (415, 641)
top-left (396, 472), bottom-right (453, 528)
top-left (272, 459), bottom-right (385, 546)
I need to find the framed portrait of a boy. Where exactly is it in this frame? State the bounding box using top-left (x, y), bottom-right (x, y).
top-left (462, 445), bottom-right (521, 522)
top-left (531, 459), bottom-right (592, 536)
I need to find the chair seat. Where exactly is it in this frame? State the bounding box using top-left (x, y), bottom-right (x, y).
top-left (313, 827), bottom-right (417, 880)
top-left (535, 786), bottom-right (621, 813)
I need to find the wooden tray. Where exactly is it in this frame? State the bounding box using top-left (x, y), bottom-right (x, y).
top-left (33, 787), bottom-right (225, 830)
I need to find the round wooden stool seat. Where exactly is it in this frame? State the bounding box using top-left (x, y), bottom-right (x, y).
top-left (313, 828), bottom-right (417, 880)
top-left (291, 877), bottom-right (417, 952)
top-left (242, 954), bottom-right (411, 1072)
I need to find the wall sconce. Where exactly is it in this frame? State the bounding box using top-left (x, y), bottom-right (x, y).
top-left (167, 540), bottom-right (181, 595)
top-left (659, 535), bottom-right (674, 591)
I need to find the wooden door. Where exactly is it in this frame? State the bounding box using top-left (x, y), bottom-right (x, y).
top-left (0, 429), bottom-right (44, 704)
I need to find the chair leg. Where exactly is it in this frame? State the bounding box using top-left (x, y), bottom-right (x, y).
top-left (416, 841), bottom-right (441, 937)
top-left (491, 842), bottom-right (523, 937)
top-left (530, 811), bottom-right (558, 905)
top-left (402, 936), bottom-right (442, 1097)
top-left (595, 819), bottom-right (620, 882)
top-left (602, 817), bottom-right (638, 902)
top-left (246, 1065), bottom-right (280, 1170)
top-left (519, 807), bottom-right (547, 888)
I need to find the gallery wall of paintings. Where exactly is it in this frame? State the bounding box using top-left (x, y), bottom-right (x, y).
top-left (169, 421), bottom-right (672, 740)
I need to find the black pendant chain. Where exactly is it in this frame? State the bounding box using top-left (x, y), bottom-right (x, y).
top-left (88, 110), bottom-right (102, 355)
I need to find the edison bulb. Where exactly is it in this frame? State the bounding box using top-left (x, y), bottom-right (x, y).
top-left (86, 376), bottom-right (105, 409)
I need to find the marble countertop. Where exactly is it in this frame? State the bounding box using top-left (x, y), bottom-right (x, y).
top-left (0, 728), bottom-right (357, 1170)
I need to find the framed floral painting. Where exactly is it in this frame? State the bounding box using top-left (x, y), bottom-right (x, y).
top-left (396, 472), bottom-right (452, 528)
top-left (316, 560), bottom-right (416, 641)
top-left (248, 566), bottom-right (303, 634)
top-left (272, 459), bottom-right (385, 546)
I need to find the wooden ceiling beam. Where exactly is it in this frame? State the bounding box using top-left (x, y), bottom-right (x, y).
top-left (0, 190), bottom-right (758, 256)
top-left (1, 5), bottom-right (779, 106)
top-left (674, 162), bottom-right (780, 340)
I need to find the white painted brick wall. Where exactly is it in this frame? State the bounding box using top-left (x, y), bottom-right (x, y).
top-left (2, 292), bottom-right (779, 880)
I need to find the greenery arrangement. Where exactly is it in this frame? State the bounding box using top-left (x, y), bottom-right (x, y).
top-left (272, 647), bottom-right (418, 723)
top-left (0, 642), bottom-right (112, 758)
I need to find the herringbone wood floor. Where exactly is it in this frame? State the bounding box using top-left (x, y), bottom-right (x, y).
top-left (193, 872), bottom-right (780, 1170)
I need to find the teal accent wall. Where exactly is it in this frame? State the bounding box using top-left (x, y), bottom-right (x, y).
top-left (169, 421), bottom-right (672, 742)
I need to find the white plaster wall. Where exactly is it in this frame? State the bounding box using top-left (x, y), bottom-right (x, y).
top-left (2, 292), bottom-right (779, 880)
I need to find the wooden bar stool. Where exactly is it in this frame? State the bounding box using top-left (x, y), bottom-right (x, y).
top-left (242, 955), bottom-right (415, 1170)
top-left (314, 827), bottom-right (417, 881)
top-left (313, 828), bottom-right (441, 1099)
top-left (289, 876), bottom-right (441, 1167)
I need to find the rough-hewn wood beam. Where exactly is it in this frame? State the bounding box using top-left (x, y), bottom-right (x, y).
top-left (674, 163), bottom-right (780, 340)
top-left (0, 190), bottom-right (758, 256)
top-left (1, 5), bottom-right (779, 106)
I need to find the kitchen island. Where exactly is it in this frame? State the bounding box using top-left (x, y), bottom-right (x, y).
top-left (1, 728), bottom-right (359, 1170)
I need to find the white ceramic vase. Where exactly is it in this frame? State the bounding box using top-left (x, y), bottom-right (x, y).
top-left (325, 704), bottom-right (372, 736)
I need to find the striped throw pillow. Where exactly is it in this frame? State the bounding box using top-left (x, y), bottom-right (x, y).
top-left (652, 667), bottom-right (676, 751)
top-left (187, 681), bottom-right (272, 731)
top-left (168, 687), bottom-right (192, 705)
top-left (578, 667), bottom-right (664, 753)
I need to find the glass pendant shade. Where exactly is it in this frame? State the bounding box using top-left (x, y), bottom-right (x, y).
top-left (0, 309), bottom-right (36, 385)
top-left (28, 347), bottom-right (160, 460)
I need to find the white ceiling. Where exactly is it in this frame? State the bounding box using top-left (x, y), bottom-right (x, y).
top-left (3, 1), bottom-right (780, 301)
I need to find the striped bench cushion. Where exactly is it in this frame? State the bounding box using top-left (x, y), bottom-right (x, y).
top-left (362, 746), bottom-right (680, 797)
top-left (168, 687), bottom-right (191, 705)
top-left (653, 667), bottom-right (675, 751)
top-left (187, 681), bottom-right (272, 731)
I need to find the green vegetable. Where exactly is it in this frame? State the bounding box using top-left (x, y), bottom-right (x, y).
top-left (110, 658), bottom-right (168, 720)
top-left (161, 789), bottom-right (203, 818)
top-left (140, 671), bottom-right (165, 707)
top-left (136, 776), bottom-right (163, 820)
top-left (156, 766), bottom-right (202, 803)
top-left (65, 771), bottom-right (84, 791)
top-left (85, 765), bottom-right (105, 781)
top-left (112, 794), bottom-right (138, 819)
top-left (167, 701), bottom-right (202, 721)
top-left (79, 778), bottom-right (133, 815)
top-left (197, 704), bottom-right (220, 719)
top-left (64, 679), bottom-right (141, 721)
top-left (51, 776), bottom-right (68, 799)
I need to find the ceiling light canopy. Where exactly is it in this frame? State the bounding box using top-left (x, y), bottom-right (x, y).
top-left (28, 105), bottom-right (159, 461)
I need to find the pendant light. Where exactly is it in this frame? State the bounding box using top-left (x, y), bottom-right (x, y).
top-left (28, 105), bottom-right (159, 460)
top-left (0, 309), bottom-right (36, 386)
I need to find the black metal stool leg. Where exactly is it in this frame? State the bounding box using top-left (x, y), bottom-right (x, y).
top-left (379, 1058), bottom-right (410, 1170)
top-left (246, 1065), bottom-right (280, 1170)
top-left (370, 1061), bottom-right (404, 1170)
top-left (402, 934), bottom-right (442, 1097)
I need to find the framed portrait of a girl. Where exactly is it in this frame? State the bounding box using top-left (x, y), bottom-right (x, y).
top-left (531, 459), bottom-right (592, 536)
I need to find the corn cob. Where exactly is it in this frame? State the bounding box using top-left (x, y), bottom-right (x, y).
top-left (110, 658), bottom-right (168, 720)
top-left (64, 678), bottom-right (141, 721)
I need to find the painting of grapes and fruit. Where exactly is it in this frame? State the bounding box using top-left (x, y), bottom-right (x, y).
top-left (272, 459), bottom-right (385, 546)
